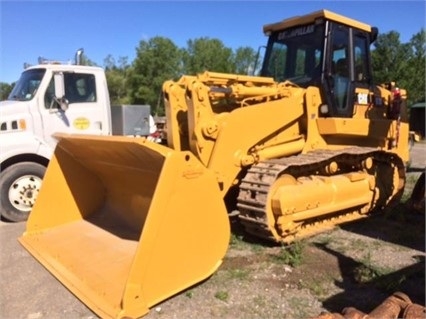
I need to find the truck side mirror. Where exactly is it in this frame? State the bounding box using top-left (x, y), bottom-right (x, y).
top-left (54, 73), bottom-right (69, 112)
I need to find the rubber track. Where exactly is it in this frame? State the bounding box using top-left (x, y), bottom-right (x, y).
top-left (237, 147), bottom-right (405, 242)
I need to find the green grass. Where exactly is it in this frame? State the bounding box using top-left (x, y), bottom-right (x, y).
top-left (271, 241), bottom-right (305, 267)
top-left (353, 251), bottom-right (391, 283)
top-left (226, 268), bottom-right (251, 280)
top-left (299, 275), bottom-right (333, 297)
top-left (286, 296), bottom-right (314, 319)
top-left (229, 233), bottom-right (265, 252)
top-left (214, 290), bottom-right (229, 302)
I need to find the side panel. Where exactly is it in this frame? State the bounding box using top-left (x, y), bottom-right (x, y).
top-left (111, 105), bottom-right (151, 136)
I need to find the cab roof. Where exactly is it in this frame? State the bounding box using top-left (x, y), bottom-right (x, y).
top-left (263, 9), bottom-right (372, 34)
top-left (25, 63), bottom-right (104, 73)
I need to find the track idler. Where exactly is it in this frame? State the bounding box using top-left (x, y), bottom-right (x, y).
top-left (310, 292), bottom-right (426, 319)
top-left (270, 171), bottom-right (376, 241)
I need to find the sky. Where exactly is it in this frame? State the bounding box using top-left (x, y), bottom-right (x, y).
top-left (1, 0), bottom-right (425, 84)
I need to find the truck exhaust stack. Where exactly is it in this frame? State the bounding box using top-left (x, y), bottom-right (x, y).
top-left (75, 48), bottom-right (84, 65)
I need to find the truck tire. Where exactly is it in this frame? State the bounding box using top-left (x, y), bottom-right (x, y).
top-left (0, 162), bottom-right (46, 222)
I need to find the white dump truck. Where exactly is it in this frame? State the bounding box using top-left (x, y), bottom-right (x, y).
top-left (0, 50), bottom-right (156, 222)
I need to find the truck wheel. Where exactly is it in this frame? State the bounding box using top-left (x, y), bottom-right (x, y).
top-left (0, 162), bottom-right (46, 222)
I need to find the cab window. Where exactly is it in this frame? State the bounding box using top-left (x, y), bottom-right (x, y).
top-left (8, 69), bottom-right (45, 101)
top-left (64, 73), bottom-right (97, 103)
top-left (353, 32), bottom-right (370, 85)
top-left (261, 23), bottom-right (325, 87)
top-left (330, 24), bottom-right (350, 113)
top-left (44, 73), bottom-right (97, 109)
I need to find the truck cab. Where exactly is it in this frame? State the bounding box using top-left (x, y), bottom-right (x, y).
top-left (1, 62), bottom-right (112, 221)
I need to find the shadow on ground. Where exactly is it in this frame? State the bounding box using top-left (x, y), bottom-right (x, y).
top-left (317, 204), bottom-right (425, 313)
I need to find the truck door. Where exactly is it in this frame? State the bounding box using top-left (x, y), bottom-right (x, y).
top-left (41, 72), bottom-right (107, 147)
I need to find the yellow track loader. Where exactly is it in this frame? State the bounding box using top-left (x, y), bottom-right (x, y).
top-left (19, 10), bottom-right (410, 319)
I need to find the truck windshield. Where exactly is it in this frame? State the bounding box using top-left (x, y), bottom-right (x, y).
top-left (261, 23), bottom-right (325, 87)
top-left (8, 68), bottom-right (46, 101)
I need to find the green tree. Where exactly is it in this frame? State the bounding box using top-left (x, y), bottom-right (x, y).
top-left (233, 46), bottom-right (258, 75)
top-left (372, 31), bottom-right (411, 84)
top-left (371, 30), bottom-right (425, 105)
top-left (405, 29), bottom-right (426, 103)
top-left (127, 36), bottom-right (181, 115)
top-left (182, 37), bottom-right (234, 74)
top-left (0, 82), bottom-right (14, 100)
top-left (104, 55), bottom-right (131, 105)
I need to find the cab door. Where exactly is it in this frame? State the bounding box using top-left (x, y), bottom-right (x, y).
top-left (325, 23), bottom-right (374, 117)
top-left (327, 23), bottom-right (353, 117)
top-left (352, 29), bottom-right (375, 113)
top-left (40, 72), bottom-right (107, 147)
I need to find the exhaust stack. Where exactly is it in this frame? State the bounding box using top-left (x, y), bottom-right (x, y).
top-left (75, 48), bottom-right (84, 65)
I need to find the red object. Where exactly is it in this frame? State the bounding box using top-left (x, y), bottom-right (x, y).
top-left (390, 88), bottom-right (402, 120)
top-left (393, 87), bottom-right (401, 98)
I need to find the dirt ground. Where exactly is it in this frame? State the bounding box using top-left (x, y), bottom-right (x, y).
top-left (139, 149), bottom-right (425, 319)
top-left (140, 201), bottom-right (424, 319)
top-left (1, 143), bottom-right (424, 319)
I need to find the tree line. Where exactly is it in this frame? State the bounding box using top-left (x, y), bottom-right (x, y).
top-left (102, 37), bottom-right (259, 115)
top-left (1, 29), bottom-right (424, 115)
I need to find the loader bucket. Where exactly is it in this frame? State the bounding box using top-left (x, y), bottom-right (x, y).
top-left (19, 134), bottom-right (230, 319)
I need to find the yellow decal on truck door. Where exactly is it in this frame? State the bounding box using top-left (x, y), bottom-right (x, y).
top-left (73, 117), bottom-right (90, 130)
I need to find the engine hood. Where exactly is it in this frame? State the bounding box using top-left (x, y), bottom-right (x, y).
top-left (0, 100), bottom-right (34, 132)
top-left (0, 99), bottom-right (31, 116)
